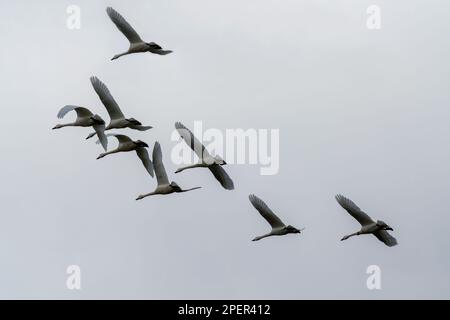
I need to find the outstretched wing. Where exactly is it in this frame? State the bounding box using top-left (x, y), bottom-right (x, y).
top-left (136, 147), bottom-right (154, 178)
top-left (110, 133), bottom-right (133, 146)
top-left (57, 105), bottom-right (93, 119)
top-left (152, 142), bottom-right (169, 186)
top-left (335, 194), bottom-right (375, 227)
top-left (209, 164), bottom-right (234, 190)
top-left (90, 76), bottom-right (125, 120)
top-left (93, 123), bottom-right (108, 151)
top-left (175, 122), bottom-right (210, 159)
top-left (373, 230), bottom-right (398, 247)
top-left (106, 7), bottom-right (143, 44)
top-left (249, 194), bottom-right (286, 229)
top-left (95, 133), bottom-right (133, 147)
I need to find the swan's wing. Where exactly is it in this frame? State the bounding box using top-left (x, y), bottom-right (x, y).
top-left (153, 142), bottom-right (169, 186)
top-left (90, 76), bottom-right (125, 120)
top-left (106, 7), bottom-right (143, 44)
top-left (335, 194), bottom-right (375, 227)
top-left (93, 123), bottom-right (108, 151)
top-left (373, 230), bottom-right (398, 247)
top-left (57, 105), bottom-right (92, 119)
top-left (209, 164), bottom-right (234, 190)
top-left (249, 194), bottom-right (285, 229)
top-left (136, 147), bottom-right (154, 177)
top-left (175, 122), bottom-right (210, 159)
top-left (95, 133), bottom-right (132, 147)
top-left (109, 133), bottom-right (133, 146)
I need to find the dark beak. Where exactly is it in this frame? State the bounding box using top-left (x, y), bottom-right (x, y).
top-left (387, 227), bottom-right (394, 231)
top-left (143, 142), bottom-right (149, 148)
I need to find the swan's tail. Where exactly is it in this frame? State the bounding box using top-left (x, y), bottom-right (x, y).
top-left (131, 125), bottom-right (153, 131)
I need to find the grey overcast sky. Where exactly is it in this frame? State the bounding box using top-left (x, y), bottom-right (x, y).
top-left (1, 0), bottom-right (450, 299)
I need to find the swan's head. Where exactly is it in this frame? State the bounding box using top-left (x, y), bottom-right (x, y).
top-left (135, 140), bottom-right (149, 148)
top-left (286, 225), bottom-right (301, 234)
top-left (90, 114), bottom-right (105, 125)
top-left (127, 118), bottom-right (142, 126)
top-left (52, 124), bottom-right (63, 129)
top-left (377, 220), bottom-right (393, 231)
top-left (214, 155), bottom-right (227, 165)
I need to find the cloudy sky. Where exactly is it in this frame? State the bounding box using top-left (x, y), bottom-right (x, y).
top-left (1, 0), bottom-right (449, 299)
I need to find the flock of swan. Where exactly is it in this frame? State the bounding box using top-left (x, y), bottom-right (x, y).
top-left (53, 7), bottom-right (397, 247)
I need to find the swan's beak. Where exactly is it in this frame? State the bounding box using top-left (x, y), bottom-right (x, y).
top-left (387, 227), bottom-right (394, 231)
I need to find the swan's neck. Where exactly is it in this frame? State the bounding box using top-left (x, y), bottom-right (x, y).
top-left (54, 123), bottom-right (75, 129)
top-left (253, 233), bottom-right (272, 241)
top-left (176, 163), bottom-right (206, 173)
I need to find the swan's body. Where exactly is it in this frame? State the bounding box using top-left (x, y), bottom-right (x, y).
top-left (335, 194), bottom-right (397, 247)
top-left (136, 142), bottom-right (201, 200)
top-left (249, 194), bottom-right (303, 241)
top-left (174, 122), bottom-right (234, 190)
top-left (86, 76), bottom-right (152, 139)
top-left (107, 7), bottom-right (172, 60)
top-left (96, 134), bottom-right (154, 177)
top-left (52, 105), bottom-right (108, 151)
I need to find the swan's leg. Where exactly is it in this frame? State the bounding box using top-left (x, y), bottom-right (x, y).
top-left (179, 187), bottom-right (202, 193)
top-left (129, 124), bottom-right (152, 131)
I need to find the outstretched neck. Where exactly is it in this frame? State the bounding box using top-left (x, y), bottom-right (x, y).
top-left (97, 149), bottom-right (119, 159)
top-left (175, 163), bottom-right (206, 173)
top-left (252, 233), bottom-right (272, 241)
top-left (136, 191), bottom-right (157, 200)
top-left (111, 52), bottom-right (129, 61)
top-left (52, 123), bottom-right (74, 129)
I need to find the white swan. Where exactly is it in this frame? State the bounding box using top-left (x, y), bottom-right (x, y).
top-left (86, 76), bottom-right (152, 139)
top-left (96, 134), bottom-right (154, 177)
top-left (249, 194), bottom-right (303, 241)
top-left (107, 7), bottom-right (172, 60)
top-left (174, 122), bottom-right (234, 190)
top-left (335, 194), bottom-right (397, 247)
top-left (136, 142), bottom-right (201, 200)
top-left (52, 105), bottom-right (108, 151)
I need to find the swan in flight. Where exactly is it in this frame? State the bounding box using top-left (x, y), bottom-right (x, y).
top-left (174, 122), bottom-right (234, 190)
top-left (52, 105), bottom-right (108, 151)
top-left (107, 7), bottom-right (172, 60)
top-left (86, 76), bottom-right (152, 139)
top-left (136, 142), bottom-right (201, 200)
top-left (335, 194), bottom-right (398, 247)
top-left (96, 134), bottom-right (154, 177)
top-left (249, 194), bottom-right (303, 241)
